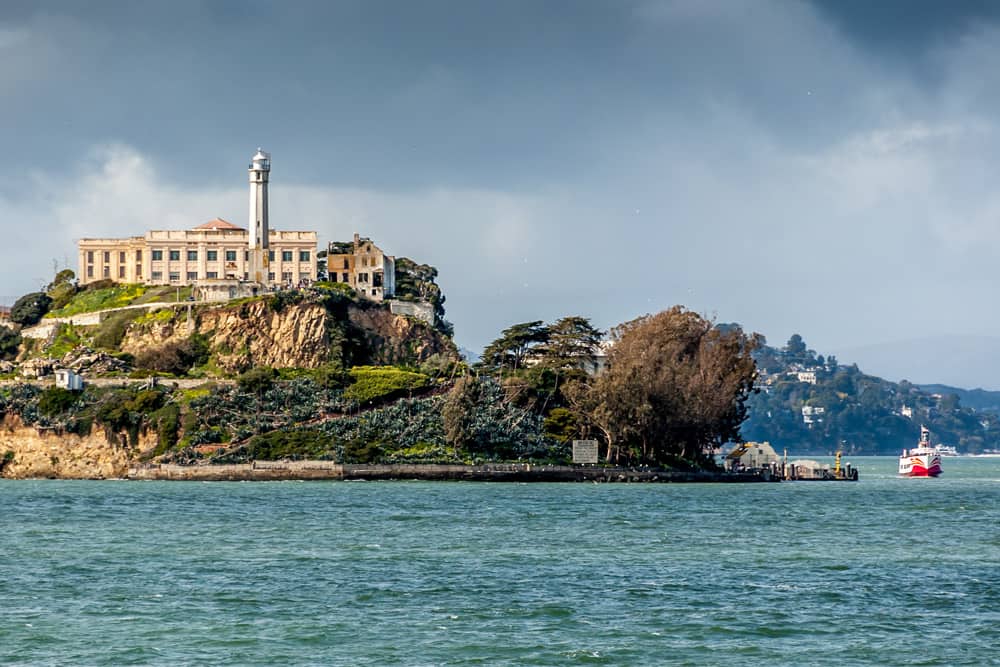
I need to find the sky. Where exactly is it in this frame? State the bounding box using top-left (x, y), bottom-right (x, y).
top-left (4, 0), bottom-right (1000, 388)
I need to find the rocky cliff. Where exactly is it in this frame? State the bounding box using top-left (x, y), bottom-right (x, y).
top-left (0, 414), bottom-right (148, 479)
top-left (118, 292), bottom-right (458, 373)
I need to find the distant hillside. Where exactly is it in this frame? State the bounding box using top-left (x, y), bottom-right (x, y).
top-left (916, 385), bottom-right (1000, 414)
top-left (741, 332), bottom-right (1000, 455)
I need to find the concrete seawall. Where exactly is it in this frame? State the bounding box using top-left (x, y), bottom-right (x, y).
top-left (127, 461), bottom-right (774, 483)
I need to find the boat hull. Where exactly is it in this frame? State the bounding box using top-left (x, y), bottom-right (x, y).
top-left (898, 454), bottom-right (942, 477)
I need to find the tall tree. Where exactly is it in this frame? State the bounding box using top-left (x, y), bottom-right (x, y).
top-left (568, 307), bottom-right (759, 466)
top-left (539, 316), bottom-right (604, 370)
top-left (480, 321), bottom-right (550, 371)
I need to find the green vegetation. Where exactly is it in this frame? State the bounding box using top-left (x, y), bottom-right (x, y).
top-left (134, 334), bottom-right (210, 376)
top-left (476, 309), bottom-right (758, 467)
top-left (10, 292), bottom-right (52, 326)
top-left (46, 323), bottom-right (85, 358)
top-left (38, 387), bottom-right (80, 416)
top-left (46, 284), bottom-right (148, 318)
top-left (91, 309), bottom-right (143, 350)
top-left (0, 325), bottom-right (20, 361)
top-left (744, 333), bottom-right (1000, 454)
top-left (343, 366), bottom-right (432, 404)
top-left (394, 257), bottom-right (453, 337)
top-left (132, 308), bottom-right (176, 325)
top-left (46, 270), bottom-right (78, 310)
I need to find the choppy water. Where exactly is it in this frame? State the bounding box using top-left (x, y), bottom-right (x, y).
top-left (2, 457), bottom-right (999, 666)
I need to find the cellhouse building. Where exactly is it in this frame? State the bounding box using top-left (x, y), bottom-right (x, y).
top-left (77, 149), bottom-right (318, 295)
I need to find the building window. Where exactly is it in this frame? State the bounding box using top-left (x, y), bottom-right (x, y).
top-left (87, 266), bottom-right (94, 278)
top-left (187, 250), bottom-right (198, 261)
top-left (225, 250), bottom-right (237, 261)
top-left (103, 266), bottom-right (110, 278)
top-left (299, 251), bottom-right (310, 262)
top-left (244, 251), bottom-right (249, 261)
top-left (186, 271), bottom-right (198, 281)
top-left (244, 272), bottom-right (249, 280)
top-left (281, 271), bottom-right (292, 281)
top-left (359, 272), bottom-right (369, 283)
top-left (136, 265), bottom-right (142, 278)
top-left (135, 250), bottom-right (142, 262)
top-left (169, 250), bottom-right (180, 261)
top-left (341, 272), bottom-right (348, 283)
top-left (268, 272), bottom-right (275, 281)
top-left (207, 250), bottom-right (218, 261)
top-left (299, 273), bottom-right (310, 282)
top-left (103, 251), bottom-right (110, 263)
top-left (152, 250), bottom-right (163, 261)
top-left (119, 251), bottom-right (126, 263)
top-left (282, 250), bottom-right (293, 261)
top-left (87, 251), bottom-right (94, 263)
top-left (268, 250), bottom-right (275, 261)
top-left (169, 272), bottom-right (180, 282)
top-left (206, 271), bottom-right (218, 279)
top-left (152, 271), bottom-right (163, 281)
top-left (373, 272), bottom-right (383, 287)
top-left (118, 266), bottom-right (126, 279)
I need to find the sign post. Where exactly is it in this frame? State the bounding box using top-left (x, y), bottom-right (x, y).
top-left (572, 439), bottom-right (599, 464)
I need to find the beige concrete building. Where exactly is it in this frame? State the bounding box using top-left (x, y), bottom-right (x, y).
top-left (77, 149), bottom-right (317, 288)
top-left (78, 220), bottom-right (317, 287)
top-left (326, 233), bottom-right (395, 301)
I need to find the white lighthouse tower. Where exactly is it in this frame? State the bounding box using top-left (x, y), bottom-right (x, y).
top-left (248, 148), bottom-right (271, 284)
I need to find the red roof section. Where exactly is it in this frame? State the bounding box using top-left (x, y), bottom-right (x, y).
top-left (194, 218), bottom-right (244, 231)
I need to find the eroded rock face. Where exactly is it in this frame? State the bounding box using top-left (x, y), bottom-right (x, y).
top-left (348, 305), bottom-right (457, 366)
top-left (0, 414), bottom-right (148, 479)
top-left (119, 297), bottom-right (457, 372)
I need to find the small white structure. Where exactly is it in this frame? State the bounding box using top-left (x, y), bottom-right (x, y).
top-left (795, 371), bottom-right (817, 384)
top-left (802, 405), bottom-right (825, 424)
top-left (54, 368), bottom-right (84, 391)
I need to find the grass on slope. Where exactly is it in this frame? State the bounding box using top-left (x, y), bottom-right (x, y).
top-left (46, 284), bottom-right (148, 317)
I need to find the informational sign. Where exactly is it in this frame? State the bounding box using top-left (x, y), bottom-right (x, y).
top-left (572, 439), bottom-right (599, 464)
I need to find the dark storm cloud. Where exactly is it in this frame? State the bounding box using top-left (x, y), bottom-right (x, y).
top-left (4, 1), bottom-right (1000, 386)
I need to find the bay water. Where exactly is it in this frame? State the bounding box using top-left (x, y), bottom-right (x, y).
top-left (2, 457), bottom-right (999, 665)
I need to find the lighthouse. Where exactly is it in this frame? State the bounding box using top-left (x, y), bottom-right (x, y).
top-left (248, 148), bottom-right (270, 283)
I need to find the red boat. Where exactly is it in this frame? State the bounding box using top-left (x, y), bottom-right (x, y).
top-left (899, 426), bottom-right (942, 477)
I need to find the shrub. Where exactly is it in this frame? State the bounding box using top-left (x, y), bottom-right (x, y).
top-left (268, 290), bottom-right (304, 313)
top-left (0, 325), bottom-right (20, 361)
top-left (10, 292), bottom-right (52, 326)
top-left (246, 428), bottom-right (331, 460)
top-left (46, 323), bottom-right (84, 359)
top-left (542, 407), bottom-right (578, 443)
top-left (128, 389), bottom-right (166, 413)
top-left (343, 439), bottom-right (383, 463)
top-left (343, 366), bottom-right (431, 404)
top-left (151, 404), bottom-right (180, 455)
top-left (38, 387), bottom-right (78, 416)
top-left (237, 366), bottom-right (277, 395)
top-left (134, 335), bottom-right (211, 376)
top-left (92, 310), bottom-right (141, 350)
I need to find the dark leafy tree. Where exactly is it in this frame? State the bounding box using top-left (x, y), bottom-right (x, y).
top-left (480, 321), bottom-right (549, 371)
top-left (569, 307), bottom-right (759, 466)
top-left (0, 325), bottom-right (20, 361)
top-left (539, 316), bottom-right (603, 370)
top-left (10, 292), bottom-right (52, 326)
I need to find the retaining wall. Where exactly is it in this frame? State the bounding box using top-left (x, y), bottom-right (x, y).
top-left (126, 462), bottom-right (774, 483)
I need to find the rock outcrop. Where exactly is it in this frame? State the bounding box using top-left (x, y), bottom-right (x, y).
top-left (0, 414), bottom-right (147, 479)
top-left (119, 296), bottom-right (457, 372)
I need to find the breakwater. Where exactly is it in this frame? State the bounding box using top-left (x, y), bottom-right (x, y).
top-left (127, 461), bottom-right (773, 483)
